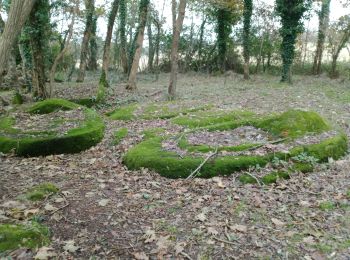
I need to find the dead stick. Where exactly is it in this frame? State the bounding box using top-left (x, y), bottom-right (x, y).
top-left (186, 148), bottom-right (218, 180)
top-left (213, 236), bottom-right (236, 245)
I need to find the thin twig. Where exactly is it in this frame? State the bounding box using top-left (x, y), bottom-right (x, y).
top-left (245, 138), bottom-right (289, 152)
top-left (186, 148), bottom-right (218, 180)
top-left (245, 172), bottom-right (262, 187)
top-left (213, 236), bottom-right (236, 245)
top-left (50, 203), bottom-right (70, 215)
top-left (180, 251), bottom-right (193, 260)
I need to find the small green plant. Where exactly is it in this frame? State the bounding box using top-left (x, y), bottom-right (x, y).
top-left (114, 128), bottom-right (128, 144)
top-left (319, 201), bottom-right (336, 211)
top-left (26, 183), bottom-right (59, 201)
top-left (0, 222), bottom-right (50, 252)
top-left (272, 157), bottom-right (288, 168)
top-left (292, 152), bottom-right (319, 166)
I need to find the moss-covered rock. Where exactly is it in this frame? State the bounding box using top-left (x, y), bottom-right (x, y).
top-left (26, 183), bottom-right (59, 201)
top-left (0, 99), bottom-right (105, 156)
top-left (123, 109), bottom-right (347, 179)
top-left (0, 222), bottom-right (50, 253)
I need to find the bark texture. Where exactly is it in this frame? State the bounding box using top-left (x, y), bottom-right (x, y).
top-left (168, 0), bottom-right (187, 99)
top-left (76, 0), bottom-right (95, 82)
top-left (0, 0), bottom-right (36, 85)
top-left (126, 0), bottom-right (150, 90)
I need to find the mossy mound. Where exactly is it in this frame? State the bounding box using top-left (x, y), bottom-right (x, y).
top-left (26, 183), bottom-right (59, 201)
top-left (0, 99), bottom-right (105, 156)
top-left (108, 101), bottom-right (211, 121)
top-left (0, 223), bottom-right (50, 253)
top-left (123, 110), bottom-right (347, 179)
top-left (114, 128), bottom-right (128, 145)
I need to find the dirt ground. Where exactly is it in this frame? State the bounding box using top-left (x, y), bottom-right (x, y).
top-left (1, 72), bottom-right (350, 259)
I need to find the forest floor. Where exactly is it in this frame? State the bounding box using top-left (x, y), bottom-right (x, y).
top-left (1, 72), bottom-right (350, 259)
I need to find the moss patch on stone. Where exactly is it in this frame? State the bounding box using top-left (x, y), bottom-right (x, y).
top-left (26, 183), bottom-right (59, 201)
top-left (114, 128), bottom-right (128, 144)
top-left (0, 99), bottom-right (105, 156)
top-left (142, 128), bottom-right (166, 140)
top-left (123, 110), bottom-right (347, 179)
top-left (0, 222), bottom-right (50, 253)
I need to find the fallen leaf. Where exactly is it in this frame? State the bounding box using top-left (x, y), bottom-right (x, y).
top-left (303, 236), bottom-right (315, 245)
top-left (34, 247), bottom-right (57, 259)
top-left (143, 229), bottom-right (156, 243)
top-left (133, 252), bottom-right (149, 260)
top-left (271, 218), bottom-right (285, 227)
top-left (44, 203), bottom-right (58, 212)
top-left (195, 213), bottom-right (206, 222)
top-left (207, 227), bottom-right (219, 236)
top-left (63, 240), bottom-right (79, 253)
top-left (98, 199), bottom-right (110, 207)
top-left (229, 224), bottom-right (247, 233)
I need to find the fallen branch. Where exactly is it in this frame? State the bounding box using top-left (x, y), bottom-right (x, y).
top-left (245, 138), bottom-right (289, 152)
top-left (50, 203), bottom-right (70, 215)
top-left (186, 148), bottom-right (218, 180)
top-left (180, 251), bottom-right (193, 260)
top-left (213, 236), bottom-right (236, 245)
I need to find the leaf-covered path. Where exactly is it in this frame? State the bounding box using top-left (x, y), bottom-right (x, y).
top-left (1, 73), bottom-right (350, 259)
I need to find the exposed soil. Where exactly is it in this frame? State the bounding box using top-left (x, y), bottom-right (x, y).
top-left (1, 73), bottom-right (350, 259)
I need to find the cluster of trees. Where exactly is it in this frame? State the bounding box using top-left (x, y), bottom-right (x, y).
top-left (0, 0), bottom-right (349, 101)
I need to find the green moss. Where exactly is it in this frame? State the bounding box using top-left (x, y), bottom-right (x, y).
top-left (96, 78), bottom-right (107, 103)
top-left (0, 99), bottom-right (105, 156)
top-left (291, 162), bottom-right (314, 173)
top-left (114, 128), bottom-right (128, 144)
top-left (108, 103), bottom-right (138, 121)
top-left (0, 223), bottom-right (50, 253)
top-left (123, 137), bottom-right (273, 179)
top-left (142, 128), bottom-right (166, 139)
top-left (28, 98), bottom-right (79, 114)
top-left (261, 171), bottom-right (290, 184)
top-left (12, 92), bottom-right (24, 105)
top-left (239, 174), bottom-right (257, 184)
top-left (256, 110), bottom-right (331, 138)
top-left (123, 110), bottom-right (347, 179)
top-left (69, 98), bottom-right (96, 108)
top-left (346, 190), bottom-right (350, 198)
top-left (26, 183), bottom-right (59, 201)
top-left (172, 110), bottom-right (255, 128)
top-left (319, 201), bottom-right (336, 211)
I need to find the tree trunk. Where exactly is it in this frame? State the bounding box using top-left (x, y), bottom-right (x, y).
top-left (119, 0), bottom-right (128, 74)
top-left (312, 0), bottom-right (331, 75)
top-left (243, 0), bottom-right (253, 80)
top-left (29, 0), bottom-right (50, 99)
top-left (88, 15), bottom-right (98, 71)
top-left (168, 0), bottom-right (187, 99)
top-left (147, 18), bottom-right (155, 72)
top-left (126, 0), bottom-right (150, 90)
top-left (0, 0), bottom-right (36, 86)
top-left (49, 0), bottom-right (78, 97)
top-left (76, 0), bottom-right (95, 82)
top-left (197, 17), bottom-right (206, 70)
top-left (100, 0), bottom-right (120, 88)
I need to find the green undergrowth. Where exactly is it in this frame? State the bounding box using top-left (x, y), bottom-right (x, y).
top-left (0, 99), bottom-right (105, 156)
top-left (69, 98), bottom-right (97, 108)
top-left (0, 222), bottom-right (50, 253)
top-left (107, 103), bottom-right (138, 121)
top-left (26, 183), bottom-right (59, 201)
top-left (325, 89), bottom-right (350, 104)
top-left (239, 171), bottom-right (290, 185)
top-left (12, 92), bottom-right (24, 105)
top-left (123, 109), bottom-right (347, 179)
top-left (114, 128), bottom-right (128, 144)
top-left (142, 128), bottom-right (166, 139)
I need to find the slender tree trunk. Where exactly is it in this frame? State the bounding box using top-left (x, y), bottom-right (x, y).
top-left (312, 0), bottom-right (331, 75)
top-left (197, 17), bottom-right (206, 70)
top-left (119, 0), bottom-right (128, 74)
top-left (243, 0), bottom-right (253, 80)
top-left (168, 0), bottom-right (187, 99)
top-left (147, 18), bottom-right (155, 72)
top-left (126, 0), bottom-right (150, 90)
top-left (29, 0), bottom-right (50, 99)
top-left (49, 0), bottom-right (78, 97)
top-left (0, 0), bottom-right (36, 85)
top-left (88, 15), bottom-right (98, 71)
top-left (100, 0), bottom-right (120, 88)
top-left (76, 0), bottom-right (95, 82)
